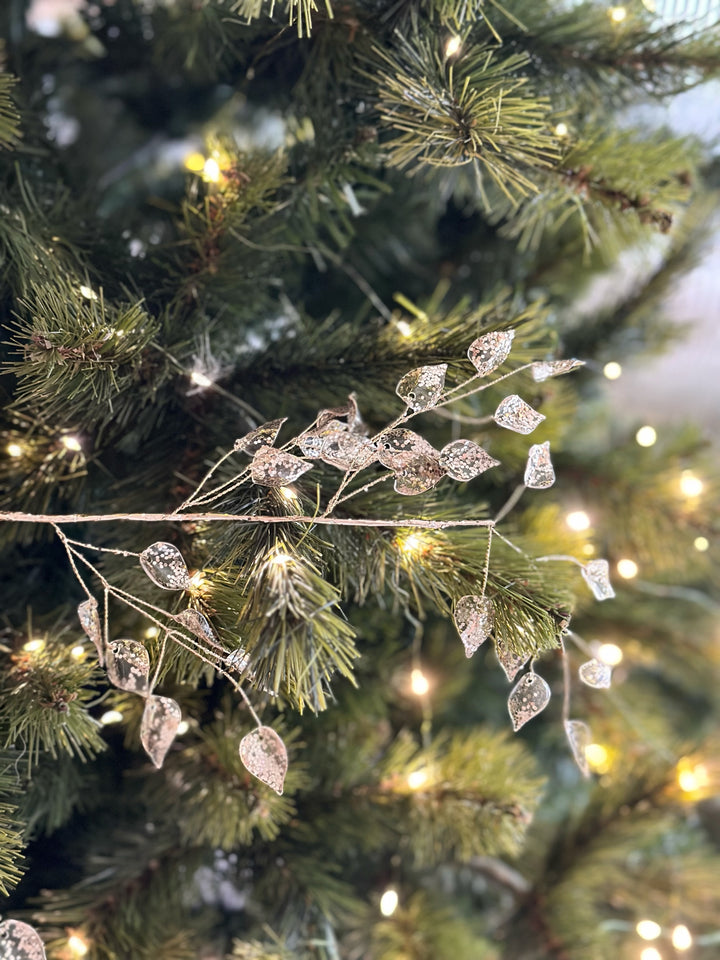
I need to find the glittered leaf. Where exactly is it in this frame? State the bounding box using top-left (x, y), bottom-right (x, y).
top-left (564, 719), bottom-right (591, 778)
top-left (234, 418), bottom-right (287, 453)
top-left (467, 330), bottom-right (515, 376)
top-left (494, 395), bottom-right (545, 434)
top-left (141, 695), bottom-right (182, 769)
top-left (176, 609), bottom-right (222, 649)
top-left (581, 559), bottom-right (615, 601)
top-left (0, 919), bottom-right (47, 960)
top-left (453, 595), bottom-right (494, 657)
top-left (495, 639), bottom-right (530, 682)
top-left (140, 542), bottom-right (191, 591)
top-left (251, 445), bottom-right (312, 486)
top-left (319, 432), bottom-right (377, 470)
top-left (239, 725), bottom-right (288, 795)
top-left (317, 393), bottom-right (366, 434)
top-left (376, 429), bottom-right (438, 467)
top-left (508, 673), bottom-right (551, 731)
top-left (439, 440), bottom-right (499, 481)
top-left (532, 359), bottom-right (584, 382)
top-left (77, 597), bottom-right (104, 666)
top-left (396, 364), bottom-right (447, 411)
top-left (107, 640), bottom-right (150, 695)
top-left (226, 647), bottom-right (251, 672)
top-left (524, 441), bottom-right (555, 489)
top-left (391, 451), bottom-right (445, 496)
top-left (578, 658), bottom-right (612, 689)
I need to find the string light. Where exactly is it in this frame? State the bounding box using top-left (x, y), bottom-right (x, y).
top-left (671, 925), bottom-right (692, 951)
top-left (61, 435), bottom-right (82, 453)
top-left (679, 470), bottom-right (703, 497)
top-left (603, 361), bottom-right (622, 379)
top-left (190, 369), bottom-right (213, 389)
top-left (279, 486), bottom-right (299, 502)
top-left (189, 570), bottom-right (209, 595)
top-left (635, 426), bottom-right (657, 447)
top-left (79, 284), bottom-right (99, 301)
top-left (617, 558), bottom-right (638, 579)
top-left (596, 643), bottom-right (623, 666)
top-left (636, 920), bottom-right (662, 941)
top-left (640, 949), bottom-right (662, 960)
top-left (203, 157), bottom-right (221, 182)
top-left (410, 668), bottom-right (430, 697)
top-left (184, 151), bottom-right (206, 172)
top-left (582, 543), bottom-right (595, 556)
top-left (407, 769), bottom-right (428, 790)
top-left (398, 532), bottom-right (430, 557)
top-left (100, 710), bottom-right (123, 725)
top-left (554, 122), bottom-right (569, 137)
top-left (71, 645), bottom-right (85, 660)
top-left (145, 626), bottom-right (160, 639)
top-left (584, 743), bottom-right (610, 774)
top-left (68, 934), bottom-right (89, 957)
top-left (444, 35), bottom-right (462, 57)
top-left (676, 758), bottom-right (710, 794)
top-left (693, 536), bottom-right (709, 552)
top-left (566, 510), bottom-right (591, 531)
top-left (380, 888), bottom-right (399, 916)
top-left (609, 5), bottom-right (627, 22)
top-left (395, 319), bottom-right (412, 338)
top-left (6, 442), bottom-right (24, 457)
top-left (267, 551), bottom-right (293, 568)
top-left (176, 720), bottom-right (190, 736)
top-left (23, 638), bottom-right (45, 653)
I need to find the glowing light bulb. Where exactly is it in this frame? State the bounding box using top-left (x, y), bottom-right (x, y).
top-left (184, 151), bottom-right (206, 173)
top-left (640, 949), bottom-right (662, 960)
top-left (596, 643), bottom-right (623, 666)
top-left (145, 626), bottom-right (160, 640)
top-left (79, 284), bottom-right (99, 301)
top-left (279, 486), bottom-right (299, 502)
top-left (582, 543), bottom-right (596, 556)
top-left (603, 361), bottom-right (622, 380)
top-left (203, 157), bottom-right (221, 182)
top-left (6, 442), bottom-right (23, 457)
top-left (23, 638), bottom-right (45, 653)
top-left (617, 558), bottom-right (638, 579)
top-left (444, 35), bottom-right (462, 57)
top-left (100, 710), bottom-right (123, 725)
top-left (68, 934), bottom-right (89, 957)
top-left (395, 319), bottom-right (412, 338)
top-left (609, 5), bottom-right (627, 22)
top-left (636, 920), bottom-right (662, 941)
top-left (189, 570), bottom-right (208, 594)
top-left (410, 668), bottom-right (430, 697)
top-left (554, 122), bottom-right (569, 137)
top-left (566, 510), bottom-right (591, 531)
top-left (679, 471), bottom-right (703, 497)
top-left (693, 536), bottom-right (709, 552)
top-left (268, 552), bottom-right (293, 568)
top-left (671, 925), bottom-right (692, 951)
top-left (176, 720), bottom-right (190, 736)
top-left (635, 426), bottom-right (657, 447)
top-left (407, 769), bottom-right (428, 790)
top-left (61, 434), bottom-right (82, 452)
top-left (398, 532), bottom-right (430, 557)
top-left (71, 645), bottom-right (85, 660)
top-left (584, 743), bottom-right (610, 774)
top-left (677, 760), bottom-right (709, 793)
top-left (380, 888), bottom-right (399, 916)
top-left (190, 369), bottom-right (213, 388)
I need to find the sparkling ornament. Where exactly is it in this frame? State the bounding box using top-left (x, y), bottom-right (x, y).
top-left (175, 609), bottom-right (222, 649)
top-left (467, 330), bottom-right (515, 376)
top-left (494, 395), bottom-right (545, 434)
top-left (453, 595), bottom-right (494, 657)
top-left (251, 445), bottom-right (312, 486)
top-left (564, 719), bottom-right (591, 778)
top-left (239, 725), bottom-right (288, 795)
top-left (395, 364), bottom-right (447, 411)
top-left (141, 695), bottom-right (182, 768)
top-left (524, 441), bottom-right (555, 489)
top-left (0, 919), bottom-right (46, 960)
top-left (581, 559), bottom-right (615, 601)
top-left (390, 451), bottom-right (445, 496)
top-left (317, 393), bottom-right (365, 434)
top-left (319, 431), bottom-right (377, 470)
top-left (234, 418), bottom-right (287, 453)
top-left (106, 640), bottom-right (150, 695)
top-left (531, 359), bottom-right (584, 382)
top-left (578, 658), bottom-right (612, 689)
top-left (77, 597), bottom-right (104, 665)
top-left (439, 440), bottom-right (500, 481)
top-left (376, 429), bottom-right (438, 467)
top-left (140, 542), bottom-right (192, 591)
top-left (495, 638), bottom-right (530, 682)
top-left (507, 672), bottom-right (551, 731)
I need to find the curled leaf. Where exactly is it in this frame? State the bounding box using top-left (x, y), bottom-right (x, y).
top-left (78, 597), bottom-right (104, 665)
top-left (176, 609), bottom-right (223, 649)
top-left (524, 441), bottom-right (555, 489)
top-left (532, 359), bottom-right (584, 382)
top-left (578, 658), bottom-right (612, 689)
top-left (107, 640), bottom-right (150, 696)
top-left (493, 395), bottom-right (545, 434)
top-left (564, 719), bottom-right (591, 778)
top-left (234, 418), bottom-right (287, 453)
top-left (581, 559), bottom-right (615, 601)
top-left (141, 695), bottom-right (182, 769)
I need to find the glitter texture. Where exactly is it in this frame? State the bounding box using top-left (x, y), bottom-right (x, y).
top-left (531, 359), bottom-right (584, 382)
top-left (77, 597), bottom-right (104, 665)
top-left (0, 919), bottom-right (47, 960)
top-left (494, 395), bottom-right (546, 434)
top-left (581, 559), bottom-right (615, 601)
top-left (396, 364), bottom-right (447, 411)
top-left (176, 609), bottom-right (222, 649)
top-left (140, 542), bottom-right (192, 591)
top-left (495, 639), bottom-right (530, 682)
top-left (319, 431), bottom-right (377, 470)
top-left (439, 440), bottom-right (500, 481)
top-left (233, 418), bottom-right (287, 453)
top-left (524, 441), bottom-right (555, 489)
top-left (251, 445), bottom-right (312, 486)
top-left (564, 719), bottom-right (591, 778)
top-left (578, 658), bottom-right (612, 689)
top-left (467, 330), bottom-right (515, 376)
top-left (507, 673), bottom-right (552, 731)
top-left (141, 695), bottom-right (182, 769)
top-left (239, 725), bottom-right (288, 795)
top-left (453, 595), bottom-right (495, 657)
top-left (106, 640), bottom-right (150, 695)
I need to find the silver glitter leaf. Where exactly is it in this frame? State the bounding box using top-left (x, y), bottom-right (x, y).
top-left (251, 445), bottom-right (312, 487)
top-left (176, 609), bottom-right (222, 649)
top-left (524, 441), bottom-right (555, 489)
top-left (532, 359), bottom-right (584, 382)
top-left (391, 451), bottom-right (445, 496)
top-left (467, 330), bottom-right (515, 376)
top-left (495, 639), bottom-right (530, 682)
top-left (396, 364), bottom-right (447, 411)
top-left (580, 559), bottom-right (615, 601)
top-left (453, 595), bottom-right (494, 658)
top-left (439, 440), bottom-right (500, 481)
top-left (141, 695), bottom-right (182, 769)
top-left (0, 919), bottom-right (46, 960)
top-left (493, 395), bottom-right (545, 434)
top-left (234, 418), bottom-right (287, 453)
top-left (107, 639), bottom-right (150, 696)
top-left (319, 432), bottom-right (377, 470)
top-left (239, 725), bottom-right (288, 795)
top-left (317, 393), bottom-right (366, 434)
top-left (376, 429), bottom-right (438, 468)
top-left (77, 597), bottom-right (104, 666)
top-left (140, 542), bottom-right (191, 591)
top-left (564, 719), bottom-right (591, 778)
top-left (226, 646), bottom-right (251, 672)
top-left (508, 673), bottom-right (552, 731)
top-left (578, 658), bottom-right (612, 689)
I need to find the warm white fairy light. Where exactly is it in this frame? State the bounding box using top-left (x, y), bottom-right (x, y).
top-left (444, 35), bottom-right (462, 57)
top-left (584, 743), bottom-right (610, 774)
top-left (145, 625), bottom-right (160, 639)
top-left (79, 284), bottom-right (99, 301)
top-left (203, 157), bottom-right (221, 182)
top-left (279, 486), bottom-right (299, 502)
top-left (190, 369), bottom-right (213, 389)
top-left (617, 558), bottom-right (638, 579)
top-left (410, 668), bottom-right (430, 697)
top-left (693, 536), bottom-right (709, 552)
top-left (68, 933), bottom-right (89, 957)
top-left (100, 710), bottom-right (123, 725)
top-left (679, 470), bottom-right (703, 497)
top-left (677, 759), bottom-right (710, 794)
top-left (407, 769), bottom-right (428, 790)
top-left (380, 888), bottom-right (399, 916)
top-left (61, 434), bottom-right (83, 452)
top-left (189, 570), bottom-right (209, 595)
top-left (184, 151), bottom-right (206, 173)
top-left (554, 122), bottom-right (569, 137)
top-left (176, 720), bottom-right (190, 736)
top-left (640, 949), bottom-right (662, 960)
top-left (582, 543), bottom-right (595, 556)
top-left (635, 426), bottom-right (657, 447)
top-left (267, 551), bottom-right (293, 568)
top-left (6, 442), bottom-right (24, 457)
top-left (596, 643), bottom-right (623, 666)
top-left (671, 925), bottom-right (692, 951)
top-left (609, 5), bottom-right (627, 22)
top-left (398, 532), bottom-right (431, 558)
top-left (636, 920), bottom-right (662, 941)
top-left (395, 319), bottom-right (412, 338)
top-left (23, 638), bottom-right (45, 653)
top-left (71, 644), bottom-right (85, 660)
top-left (566, 510), bottom-right (591, 531)
top-left (603, 361), bottom-right (622, 380)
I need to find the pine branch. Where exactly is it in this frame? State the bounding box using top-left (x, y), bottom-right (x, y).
top-left (0, 71), bottom-right (21, 149)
